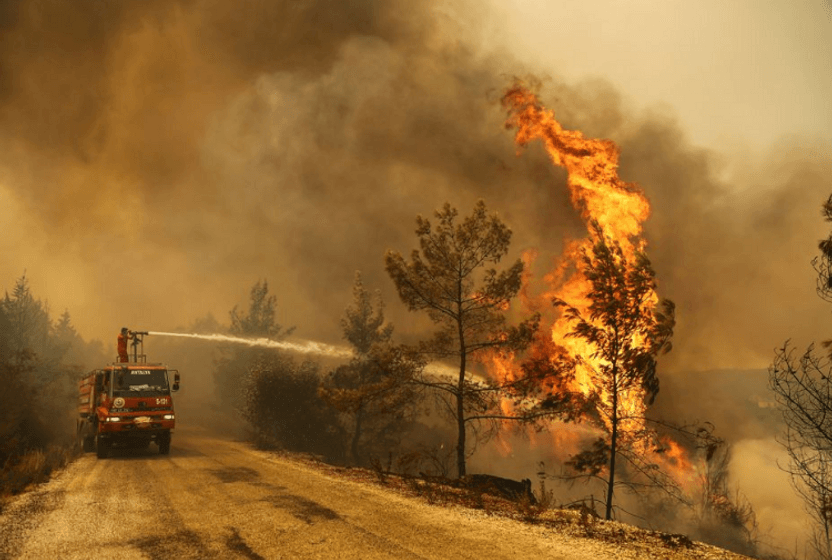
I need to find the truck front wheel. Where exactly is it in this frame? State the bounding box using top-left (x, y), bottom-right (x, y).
top-left (96, 436), bottom-right (109, 459)
top-left (158, 433), bottom-right (171, 455)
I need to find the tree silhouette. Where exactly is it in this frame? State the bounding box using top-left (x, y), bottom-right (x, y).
top-left (771, 193), bottom-right (832, 559)
top-left (385, 200), bottom-right (538, 477)
top-left (319, 272), bottom-right (421, 465)
top-left (215, 280), bottom-right (294, 412)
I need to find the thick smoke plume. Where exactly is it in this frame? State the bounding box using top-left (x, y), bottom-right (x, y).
top-left (1, 0), bottom-right (831, 553)
top-left (1, 0), bottom-right (828, 372)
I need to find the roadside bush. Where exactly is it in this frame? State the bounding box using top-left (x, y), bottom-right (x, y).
top-left (244, 357), bottom-right (346, 462)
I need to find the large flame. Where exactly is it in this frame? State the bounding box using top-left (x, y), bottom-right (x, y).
top-left (496, 83), bottom-right (692, 487)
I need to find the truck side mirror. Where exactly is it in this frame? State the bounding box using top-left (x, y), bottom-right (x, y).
top-left (171, 371), bottom-right (180, 392)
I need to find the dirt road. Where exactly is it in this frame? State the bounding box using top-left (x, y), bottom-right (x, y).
top-left (0, 425), bottom-right (622, 560)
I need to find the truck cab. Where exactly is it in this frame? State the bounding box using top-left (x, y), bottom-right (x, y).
top-left (78, 333), bottom-right (180, 458)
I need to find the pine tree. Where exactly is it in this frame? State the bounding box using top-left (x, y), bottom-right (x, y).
top-left (215, 280), bottom-right (294, 412)
top-left (557, 223), bottom-right (675, 520)
top-left (385, 200), bottom-right (538, 477)
top-left (320, 272), bottom-right (421, 465)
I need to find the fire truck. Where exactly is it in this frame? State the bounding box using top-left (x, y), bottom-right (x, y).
top-left (77, 331), bottom-right (180, 458)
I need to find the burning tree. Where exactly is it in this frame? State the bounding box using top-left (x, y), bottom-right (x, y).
top-left (556, 224), bottom-right (675, 520)
top-left (319, 272), bottom-right (423, 465)
top-left (497, 82), bottom-right (694, 521)
top-left (385, 200), bottom-right (539, 478)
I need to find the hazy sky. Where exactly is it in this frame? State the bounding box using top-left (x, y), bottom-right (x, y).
top-left (496, 0), bottom-right (832, 151)
top-left (0, 0), bottom-right (830, 373)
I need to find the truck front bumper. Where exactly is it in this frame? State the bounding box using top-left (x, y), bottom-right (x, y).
top-left (99, 418), bottom-right (175, 434)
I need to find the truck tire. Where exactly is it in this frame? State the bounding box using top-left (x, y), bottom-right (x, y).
top-left (77, 420), bottom-right (94, 453)
top-left (158, 433), bottom-right (171, 455)
top-left (75, 422), bottom-right (83, 453)
top-left (96, 436), bottom-right (109, 459)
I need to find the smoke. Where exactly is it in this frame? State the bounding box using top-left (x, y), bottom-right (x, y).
top-left (0, 0), bottom-right (583, 346)
top-left (2, 0), bottom-right (827, 376)
top-left (1, 0), bottom-right (831, 553)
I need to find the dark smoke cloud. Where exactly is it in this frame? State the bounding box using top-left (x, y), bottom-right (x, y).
top-left (0, 0), bottom-right (586, 345)
top-left (2, 0), bottom-right (830, 388)
top-left (1, 0), bottom-right (830, 375)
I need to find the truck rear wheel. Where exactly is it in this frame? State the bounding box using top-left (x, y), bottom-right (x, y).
top-left (77, 419), bottom-right (95, 453)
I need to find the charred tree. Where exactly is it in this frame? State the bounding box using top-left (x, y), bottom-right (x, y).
top-left (770, 193), bottom-right (832, 560)
top-left (693, 441), bottom-right (759, 555)
top-left (385, 200), bottom-right (539, 478)
top-left (770, 344), bottom-right (832, 560)
top-left (556, 224), bottom-right (675, 520)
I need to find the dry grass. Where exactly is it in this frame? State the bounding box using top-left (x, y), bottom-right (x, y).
top-left (283, 455), bottom-right (757, 560)
top-left (0, 444), bottom-right (78, 511)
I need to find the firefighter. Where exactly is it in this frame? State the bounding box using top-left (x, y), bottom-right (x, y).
top-left (117, 327), bottom-right (130, 362)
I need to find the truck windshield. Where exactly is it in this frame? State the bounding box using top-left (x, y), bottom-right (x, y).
top-left (112, 369), bottom-right (169, 396)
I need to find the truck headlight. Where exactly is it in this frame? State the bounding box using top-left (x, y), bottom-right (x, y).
top-left (106, 417), bottom-right (121, 422)
top-left (163, 414), bottom-right (175, 420)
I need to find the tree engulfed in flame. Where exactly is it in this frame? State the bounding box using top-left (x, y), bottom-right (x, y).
top-left (498, 83), bottom-right (692, 496)
top-left (502, 84), bottom-right (654, 407)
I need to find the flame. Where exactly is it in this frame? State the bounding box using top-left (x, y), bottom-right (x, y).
top-left (492, 83), bottom-right (693, 486)
top-left (655, 437), bottom-right (698, 492)
top-left (502, 85), bottom-right (650, 245)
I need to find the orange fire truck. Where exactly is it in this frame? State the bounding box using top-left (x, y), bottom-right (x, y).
top-left (77, 331), bottom-right (180, 458)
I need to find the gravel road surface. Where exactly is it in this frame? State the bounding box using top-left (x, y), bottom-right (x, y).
top-left (0, 425), bottom-right (649, 560)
